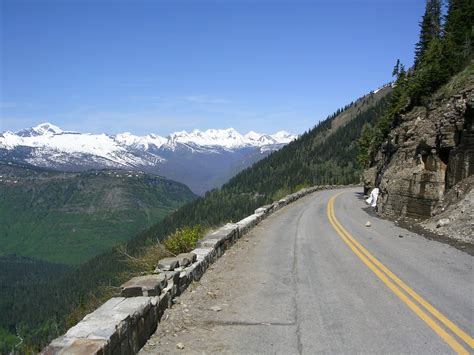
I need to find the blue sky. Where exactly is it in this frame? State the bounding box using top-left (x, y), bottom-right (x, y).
top-left (1, 0), bottom-right (425, 136)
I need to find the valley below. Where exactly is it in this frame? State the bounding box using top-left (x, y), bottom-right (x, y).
top-left (0, 162), bottom-right (197, 265)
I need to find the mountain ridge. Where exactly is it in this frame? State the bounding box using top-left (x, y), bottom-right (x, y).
top-left (0, 124), bottom-right (297, 194)
top-left (1, 123), bottom-right (295, 152)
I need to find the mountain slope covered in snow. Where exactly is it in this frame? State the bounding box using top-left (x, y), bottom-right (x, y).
top-left (0, 124), bottom-right (296, 194)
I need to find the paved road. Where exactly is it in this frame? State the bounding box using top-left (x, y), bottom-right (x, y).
top-left (141, 187), bottom-right (474, 354)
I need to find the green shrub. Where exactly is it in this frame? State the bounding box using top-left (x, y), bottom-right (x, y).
top-left (272, 187), bottom-right (292, 201)
top-left (164, 225), bottom-right (204, 255)
top-left (292, 182), bottom-right (311, 193)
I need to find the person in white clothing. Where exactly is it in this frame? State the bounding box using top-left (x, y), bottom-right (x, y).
top-left (366, 187), bottom-right (379, 207)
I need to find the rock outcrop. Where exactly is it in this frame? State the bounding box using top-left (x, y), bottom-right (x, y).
top-left (365, 65), bottom-right (473, 223)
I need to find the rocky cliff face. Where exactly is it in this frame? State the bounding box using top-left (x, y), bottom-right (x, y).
top-left (365, 65), bottom-right (474, 223)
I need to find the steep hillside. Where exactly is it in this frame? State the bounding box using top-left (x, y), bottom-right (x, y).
top-left (9, 85), bottom-right (392, 351)
top-left (0, 163), bottom-right (196, 265)
top-left (226, 87), bottom-right (391, 195)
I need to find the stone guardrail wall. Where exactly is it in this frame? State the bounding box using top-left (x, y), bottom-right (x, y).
top-left (42, 184), bottom-right (350, 354)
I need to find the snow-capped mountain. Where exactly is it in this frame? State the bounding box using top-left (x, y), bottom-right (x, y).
top-left (15, 122), bottom-right (64, 137)
top-left (0, 123), bottom-right (296, 194)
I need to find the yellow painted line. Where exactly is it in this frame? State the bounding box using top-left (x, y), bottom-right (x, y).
top-left (326, 194), bottom-right (470, 355)
top-left (329, 193), bottom-right (474, 349)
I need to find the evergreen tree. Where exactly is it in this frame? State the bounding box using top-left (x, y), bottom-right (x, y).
top-left (392, 59), bottom-right (401, 77)
top-left (443, 0), bottom-right (474, 72)
top-left (414, 0), bottom-right (442, 67)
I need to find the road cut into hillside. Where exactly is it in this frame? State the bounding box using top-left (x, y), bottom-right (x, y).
top-left (140, 187), bottom-right (473, 355)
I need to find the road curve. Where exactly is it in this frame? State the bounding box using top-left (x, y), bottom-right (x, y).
top-left (141, 187), bottom-right (474, 354)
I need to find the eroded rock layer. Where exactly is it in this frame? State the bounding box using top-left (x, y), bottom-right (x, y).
top-left (366, 67), bottom-right (473, 220)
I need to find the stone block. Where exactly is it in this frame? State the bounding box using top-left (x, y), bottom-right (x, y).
top-left (158, 292), bottom-right (171, 315)
top-left (67, 339), bottom-right (108, 355)
top-left (154, 269), bottom-right (180, 284)
top-left (191, 247), bottom-right (214, 262)
top-left (236, 214), bottom-right (260, 233)
top-left (41, 336), bottom-right (77, 355)
top-left (156, 257), bottom-right (180, 271)
top-left (120, 336), bottom-right (130, 354)
top-left (176, 252), bottom-right (197, 267)
top-left (42, 338), bottom-right (108, 355)
top-left (184, 260), bottom-right (206, 281)
top-left (120, 274), bottom-right (167, 297)
top-left (115, 297), bottom-right (152, 320)
top-left (254, 206), bottom-right (269, 215)
top-left (66, 318), bottom-right (117, 340)
top-left (197, 224), bottom-right (238, 249)
top-left (178, 273), bottom-right (191, 294)
top-left (161, 277), bottom-right (178, 298)
top-left (63, 296), bottom-right (153, 353)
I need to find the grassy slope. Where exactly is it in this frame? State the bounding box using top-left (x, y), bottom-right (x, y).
top-left (0, 164), bottom-right (196, 265)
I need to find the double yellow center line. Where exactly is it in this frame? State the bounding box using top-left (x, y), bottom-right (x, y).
top-left (327, 193), bottom-right (473, 354)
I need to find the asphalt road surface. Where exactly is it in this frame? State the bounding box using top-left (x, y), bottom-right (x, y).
top-left (141, 187), bottom-right (473, 354)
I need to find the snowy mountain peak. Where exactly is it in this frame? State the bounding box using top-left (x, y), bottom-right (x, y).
top-left (115, 132), bottom-right (167, 150)
top-left (0, 123), bottom-right (298, 194)
top-left (16, 122), bottom-right (63, 137)
top-left (166, 128), bottom-right (244, 149)
top-left (244, 131), bottom-right (262, 141)
top-left (1, 123), bottom-right (297, 162)
top-left (271, 131), bottom-right (294, 143)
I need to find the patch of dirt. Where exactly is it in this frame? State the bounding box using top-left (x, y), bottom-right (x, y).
top-left (140, 231), bottom-right (260, 354)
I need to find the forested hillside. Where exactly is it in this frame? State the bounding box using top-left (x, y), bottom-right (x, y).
top-left (5, 85), bottom-right (392, 352)
top-left (0, 163), bottom-right (196, 264)
top-left (0, 163), bottom-right (196, 351)
top-left (0, 256), bottom-right (71, 351)
top-left (225, 87), bottom-right (391, 196)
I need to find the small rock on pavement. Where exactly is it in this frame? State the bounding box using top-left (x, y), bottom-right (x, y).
top-left (176, 343), bottom-right (185, 350)
top-left (210, 305), bottom-right (222, 312)
top-left (365, 221), bottom-right (372, 227)
top-left (436, 218), bottom-right (450, 228)
top-left (207, 291), bottom-right (217, 298)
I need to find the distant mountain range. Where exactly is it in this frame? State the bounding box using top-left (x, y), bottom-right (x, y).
top-left (0, 123), bottom-right (296, 194)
